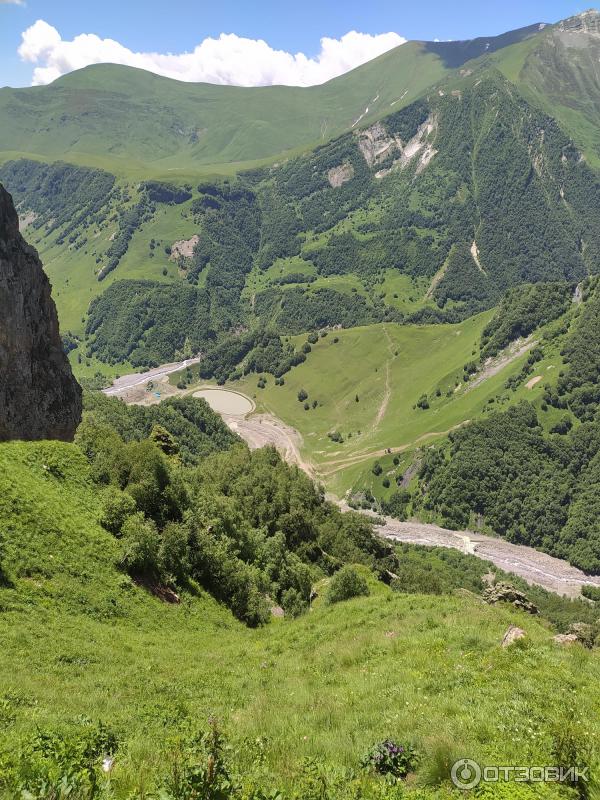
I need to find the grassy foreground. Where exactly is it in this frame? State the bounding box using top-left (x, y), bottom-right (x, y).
top-left (0, 440), bottom-right (598, 798)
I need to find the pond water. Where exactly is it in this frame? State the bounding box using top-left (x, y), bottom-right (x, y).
top-left (193, 388), bottom-right (254, 416)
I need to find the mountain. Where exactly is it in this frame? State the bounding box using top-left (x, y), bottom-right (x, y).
top-left (0, 22), bottom-right (545, 175)
top-left (0, 184), bottom-right (81, 440)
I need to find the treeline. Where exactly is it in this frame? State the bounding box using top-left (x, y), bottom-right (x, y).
top-left (85, 279), bottom-right (311, 380)
top-left (188, 182), bottom-right (261, 332)
top-left (549, 278), bottom-right (600, 420)
top-left (417, 402), bottom-right (600, 574)
top-left (141, 180), bottom-right (192, 205)
top-left (82, 393), bottom-right (239, 465)
top-left (0, 159), bottom-right (115, 245)
top-left (77, 395), bottom-right (397, 625)
top-left (199, 329), bottom-right (307, 384)
top-left (480, 282), bottom-right (573, 359)
top-left (255, 287), bottom-right (399, 334)
top-left (86, 280), bottom-right (211, 367)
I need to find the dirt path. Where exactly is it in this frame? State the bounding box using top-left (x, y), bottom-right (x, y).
top-left (319, 421), bottom-right (469, 475)
top-left (225, 413), bottom-right (315, 478)
top-left (467, 338), bottom-right (535, 391)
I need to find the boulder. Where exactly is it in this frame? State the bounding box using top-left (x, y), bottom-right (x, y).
top-left (501, 625), bottom-right (526, 648)
top-left (553, 633), bottom-right (579, 646)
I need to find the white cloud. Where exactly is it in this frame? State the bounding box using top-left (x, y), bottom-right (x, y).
top-left (18, 20), bottom-right (406, 87)
top-left (1, 0), bottom-right (25, 5)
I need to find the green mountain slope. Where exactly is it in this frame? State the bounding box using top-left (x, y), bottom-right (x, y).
top-left (1, 397), bottom-right (598, 798)
top-left (495, 10), bottom-right (600, 166)
top-left (0, 22), bottom-right (546, 176)
top-left (9, 70), bottom-right (594, 365)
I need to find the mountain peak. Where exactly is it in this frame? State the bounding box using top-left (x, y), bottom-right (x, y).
top-left (558, 9), bottom-right (600, 34)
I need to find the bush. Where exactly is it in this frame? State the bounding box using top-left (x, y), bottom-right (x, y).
top-left (361, 739), bottom-right (419, 778)
top-left (326, 565), bottom-right (370, 604)
top-left (99, 488), bottom-right (137, 536)
top-left (372, 462), bottom-right (383, 476)
top-left (120, 513), bottom-right (161, 577)
top-left (297, 389), bottom-right (308, 402)
top-left (582, 585), bottom-right (600, 602)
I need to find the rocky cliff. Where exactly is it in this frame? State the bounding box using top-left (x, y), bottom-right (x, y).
top-left (0, 184), bottom-right (81, 441)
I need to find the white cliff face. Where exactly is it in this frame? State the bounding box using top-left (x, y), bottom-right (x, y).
top-left (356, 115), bottom-right (437, 179)
top-left (0, 184), bottom-right (81, 441)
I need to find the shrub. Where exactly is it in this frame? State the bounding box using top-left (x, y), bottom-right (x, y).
top-left (372, 462), bottom-right (383, 476)
top-left (297, 389), bottom-right (308, 402)
top-left (361, 739), bottom-right (419, 778)
top-left (326, 565), bottom-right (370, 604)
top-left (120, 513), bottom-right (161, 577)
top-left (582, 585), bottom-right (600, 602)
top-left (99, 488), bottom-right (137, 536)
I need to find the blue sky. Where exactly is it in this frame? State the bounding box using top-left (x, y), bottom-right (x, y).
top-left (0, 0), bottom-right (590, 88)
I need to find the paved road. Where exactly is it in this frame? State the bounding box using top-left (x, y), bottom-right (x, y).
top-left (103, 358), bottom-right (202, 396)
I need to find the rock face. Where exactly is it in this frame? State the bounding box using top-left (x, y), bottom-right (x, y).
top-left (483, 582), bottom-right (538, 614)
top-left (0, 184), bottom-right (81, 441)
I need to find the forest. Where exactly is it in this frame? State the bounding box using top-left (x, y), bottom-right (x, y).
top-left (78, 392), bottom-right (397, 625)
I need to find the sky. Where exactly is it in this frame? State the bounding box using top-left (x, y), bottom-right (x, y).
top-left (0, 0), bottom-right (592, 88)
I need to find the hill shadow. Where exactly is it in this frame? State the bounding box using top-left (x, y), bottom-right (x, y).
top-left (423, 23), bottom-right (546, 69)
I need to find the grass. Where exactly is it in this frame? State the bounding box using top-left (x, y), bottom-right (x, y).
top-left (211, 313), bottom-right (544, 495)
top-left (26, 191), bottom-right (197, 334)
top-left (0, 440), bottom-right (598, 798)
top-left (0, 44), bottom-right (450, 177)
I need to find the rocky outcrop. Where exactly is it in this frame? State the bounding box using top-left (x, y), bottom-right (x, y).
top-left (0, 184), bottom-right (81, 441)
top-left (483, 582), bottom-right (538, 614)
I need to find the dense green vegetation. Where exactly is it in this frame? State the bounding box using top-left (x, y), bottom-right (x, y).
top-left (0, 159), bottom-right (115, 246)
top-left (82, 393), bottom-right (239, 465)
top-left (75, 393), bottom-right (397, 625)
top-left (480, 283), bottom-right (573, 359)
top-left (1, 401), bottom-right (599, 797)
top-left (417, 402), bottom-right (600, 573)
top-left (551, 278), bottom-right (600, 421)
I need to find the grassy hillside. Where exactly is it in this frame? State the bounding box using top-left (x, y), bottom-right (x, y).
top-left (0, 436), bottom-right (598, 799)
top-left (495, 11), bottom-right (600, 167)
top-left (6, 67), bottom-right (597, 373)
top-left (0, 41), bottom-right (452, 176)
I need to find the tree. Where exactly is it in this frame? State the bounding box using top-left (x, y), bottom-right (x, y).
top-left (150, 424), bottom-right (179, 456)
top-left (326, 565), bottom-right (370, 604)
top-left (100, 487), bottom-right (136, 536)
top-left (297, 389), bottom-right (308, 402)
top-left (120, 513), bottom-right (161, 577)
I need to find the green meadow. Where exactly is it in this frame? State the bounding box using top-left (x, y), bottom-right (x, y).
top-left (207, 313), bottom-right (550, 495)
top-left (0, 440), bottom-right (596, 799)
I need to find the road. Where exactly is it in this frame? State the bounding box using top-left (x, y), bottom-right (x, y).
top-left (103, 358), bottom-right (201, 397)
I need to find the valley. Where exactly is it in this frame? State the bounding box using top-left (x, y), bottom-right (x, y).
top-left (3, 7), bottom-right (600, 798)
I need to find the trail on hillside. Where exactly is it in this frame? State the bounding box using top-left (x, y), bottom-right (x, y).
top-left (319, 422), bottom-right (469, 475)
top-left (467, 337), bottom-right (535, 391)
top-left (372, 326), bottom-right (395, 432)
